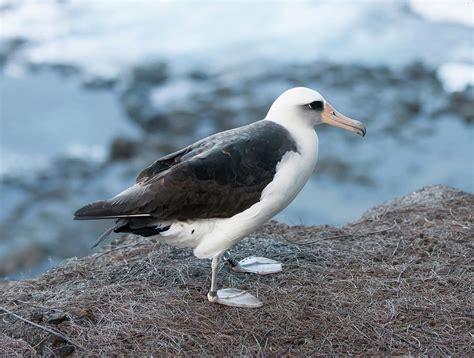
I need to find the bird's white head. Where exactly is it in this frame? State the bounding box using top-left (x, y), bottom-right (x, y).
top-left (266, 87), bottom-right (366, 136)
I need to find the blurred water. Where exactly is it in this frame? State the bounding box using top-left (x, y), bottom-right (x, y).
top-left (0, 71), bottom-right (140, 175)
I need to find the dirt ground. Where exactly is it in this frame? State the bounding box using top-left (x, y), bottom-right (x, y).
top-left (1, 185), bottom-right (472, 356)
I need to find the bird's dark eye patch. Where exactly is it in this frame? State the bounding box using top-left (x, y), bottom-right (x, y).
top-left (308, 100), bottom-right (324, 110)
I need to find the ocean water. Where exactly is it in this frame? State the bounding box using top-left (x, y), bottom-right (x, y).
top-left (0, 71), bottom-right (140, 176)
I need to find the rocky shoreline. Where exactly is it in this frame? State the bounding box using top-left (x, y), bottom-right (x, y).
top-left (1, 185), bottom-right (472, 356)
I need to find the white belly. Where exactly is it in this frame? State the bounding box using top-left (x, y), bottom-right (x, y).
top-left (157, 127), bottom-right (319, 258)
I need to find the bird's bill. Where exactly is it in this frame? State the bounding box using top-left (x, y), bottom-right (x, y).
top-left (322, 103), bottom-right (366, 137)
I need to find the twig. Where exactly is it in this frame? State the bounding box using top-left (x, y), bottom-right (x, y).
top-left (391, 238), bottom-right (402, 257)
top-left (13, 299), bottom-right (60, 311)
top-left (0, 306), bottom-right (84, 351)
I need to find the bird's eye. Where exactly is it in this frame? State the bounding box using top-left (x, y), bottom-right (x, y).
top-left (308, 100), bottom-right (324, 110)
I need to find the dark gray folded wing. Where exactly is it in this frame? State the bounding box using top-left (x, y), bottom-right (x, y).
top-left (74, 120), bottom-right (297, 221)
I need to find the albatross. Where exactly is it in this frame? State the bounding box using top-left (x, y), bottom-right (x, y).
top-left (74, 87), bottom-right (366, 308)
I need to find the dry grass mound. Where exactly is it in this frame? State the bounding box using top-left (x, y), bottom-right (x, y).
top-left (1, 185), bottom-right (472, 356)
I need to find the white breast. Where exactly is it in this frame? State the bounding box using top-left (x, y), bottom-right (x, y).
top-left (261, 123), bottom-right (319, 209)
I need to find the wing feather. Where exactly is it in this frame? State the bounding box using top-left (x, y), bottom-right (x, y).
top-left (74, 120), bottom-right (297, 221)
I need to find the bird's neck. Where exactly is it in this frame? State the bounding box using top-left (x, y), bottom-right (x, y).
top-left (264, 116), bottom-right (315, 137)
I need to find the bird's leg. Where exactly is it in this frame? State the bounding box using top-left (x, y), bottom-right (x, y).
top-left (207, 254), bottom-right (263, 308)
top-left (223, 251), bottom-right (282, 276)
top-left (207, 256), bottom-right (219, 303)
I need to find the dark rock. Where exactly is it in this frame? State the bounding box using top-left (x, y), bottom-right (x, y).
top-left (403, 61), bottom-right (438, 84)
top-left (430, 85), bottom-right (474, 123)
top-left (117, 60), bottom-right (453, 142)
top-left (109, 137), bottom-right (139, 161)
top-left (120, 84), bottom-right (164, 130)
top-left (28, 62), bottom-right (81, 77)
top-left (82, 75), bottom-right (118, 90)
top-left (188, 69), bottom-right (213, 81)
top-left (0, 37), bottom-right (26, 67)
top-left (447, 86), bottom-right (474, 123)
top-left (401, 99), bottom-right (422, 115)
top-left (0, 243), bottom-right (46, 277)
top-left (129, 60), bottom-right (168, 85)
top-left (29, 311), bottom-right (44, 323)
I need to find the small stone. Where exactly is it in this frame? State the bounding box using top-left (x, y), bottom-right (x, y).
top-left (29, 310), bottom-right (43, 323)
top-left (109, 137), bottom-right (138, 161)
top-left (45, 310), bottom-right (67, 324)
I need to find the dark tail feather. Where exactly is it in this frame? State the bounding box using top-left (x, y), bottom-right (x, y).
top-left (74, 200), bottom-right (121, 219)
top-left (91, 225), bottom-right (116, 249)
top-left (74, 200), bottom-right (151, 220)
